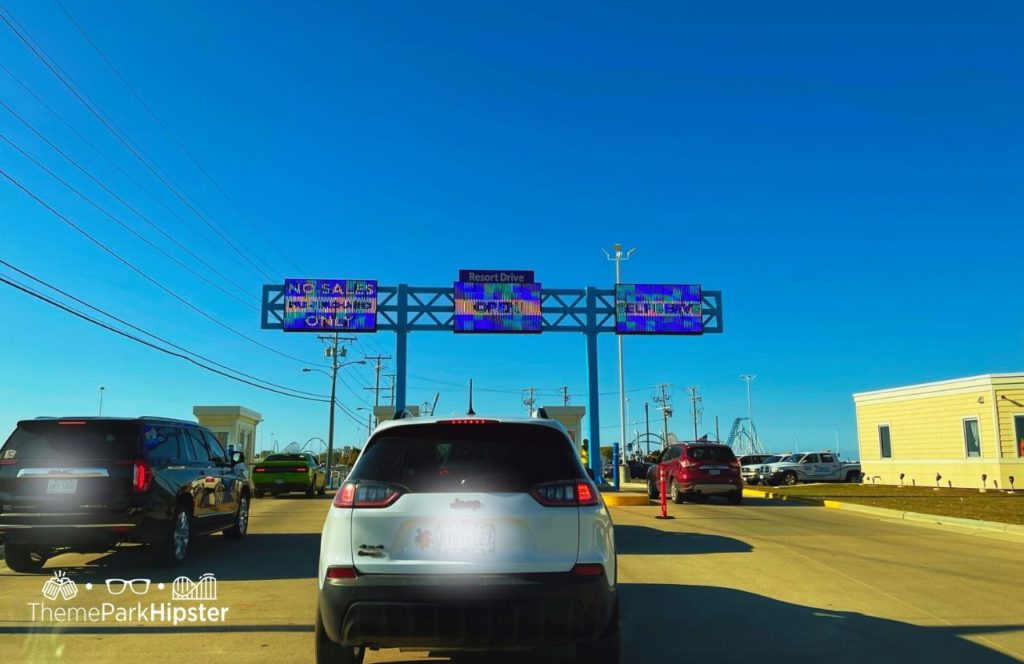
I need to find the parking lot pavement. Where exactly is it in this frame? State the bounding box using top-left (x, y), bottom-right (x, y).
top-left (2, 494), bottom-right (1023, 663)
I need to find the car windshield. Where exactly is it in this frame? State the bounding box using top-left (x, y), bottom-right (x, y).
top-left (348, 423), bottom-right (583, 492)
top-left (781, 454), bottom-right (805, 463)
top-left (760, 456), bottom-right (783, 464)
top-left (2, 420), bottom-right (140, 460)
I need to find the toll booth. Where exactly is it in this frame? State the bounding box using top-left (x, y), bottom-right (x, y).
top-left (539, 405), bottom-right (586, 449)
top-left (372, 405), bottom-right (421, 430)
top-left (193, 406), bottom-right (262, 471)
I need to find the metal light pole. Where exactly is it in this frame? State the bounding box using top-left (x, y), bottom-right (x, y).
top-left (604, 243), bottom-right (635, 465)
top-left (97, 386), bottom-right (105, 416)
top-left (740, 374), bottom-right (756, 423)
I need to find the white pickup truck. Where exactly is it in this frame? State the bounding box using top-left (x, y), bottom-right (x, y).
top-left (760, 451), bottom-right (861, 486)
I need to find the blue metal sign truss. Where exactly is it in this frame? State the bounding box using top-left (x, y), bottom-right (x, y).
top-left (262, 284), bottom-right (722, 480)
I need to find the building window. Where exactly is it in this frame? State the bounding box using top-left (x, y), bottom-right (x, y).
top-left (878, 425), bottom-right (892, 459)
top-left (963, 418), bottom-right (981, 458)
top-left (1015, 415), bottom-right (1024, 458)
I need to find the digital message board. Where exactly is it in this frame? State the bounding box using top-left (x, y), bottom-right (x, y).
top-left (615, 283), bottom-right (703, 335)
top-left (453, 280), bottom-right (542, 333)
top-left (283, 279), bottom-right (377, 332)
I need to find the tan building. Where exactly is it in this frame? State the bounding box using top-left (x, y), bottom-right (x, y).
top-left (193, 406), bottom-right (262, 469)
top-left (853, 374), bottom-right (1024, 488)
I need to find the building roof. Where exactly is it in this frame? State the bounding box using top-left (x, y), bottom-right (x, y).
top-left (853, 373), bottom-right (1024, 402)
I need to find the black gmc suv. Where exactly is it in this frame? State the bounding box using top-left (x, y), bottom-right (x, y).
top-left (0, 417), bottom-right (252, 572)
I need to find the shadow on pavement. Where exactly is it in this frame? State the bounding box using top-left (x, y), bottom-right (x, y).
top-left (47, 532), bottom-right (320, 582)
top-left (619, 583), bottom-right (1024, 664)
top-left (614, 525), bottom-right (752, 555)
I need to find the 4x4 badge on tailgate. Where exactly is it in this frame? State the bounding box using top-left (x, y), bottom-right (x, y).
top-left (450, 499), bottom-right (481, 510)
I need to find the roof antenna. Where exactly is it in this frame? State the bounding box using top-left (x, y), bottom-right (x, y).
top-left (467, 379), bottom-right (476, 416)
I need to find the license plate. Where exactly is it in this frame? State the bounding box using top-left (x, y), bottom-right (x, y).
top-left (274, 478), bottom-right (285, 484)
top-left (708, 469), bottom-right (721, 476)
top-left (435, 522), bottom-right (496, 555)
top-left (47, 479), bottom-right (78, 495)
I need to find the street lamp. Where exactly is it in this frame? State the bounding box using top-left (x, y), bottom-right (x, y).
top-left (603, 243), bottom-right (635, 481)
top-left (98, 386), bottom-right (106, 416)
top-left (356, 407), bottom-right (374, 437)
top-left (302, 358), bottom-right (367, 489)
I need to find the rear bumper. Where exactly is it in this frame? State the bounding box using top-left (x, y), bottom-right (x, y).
top-left (677, 482), bottom-right (741, 495)
top-left (254, 479), bottom-right (309, 493)
top-left (318, 571), bottom-right (615, 651)
top-left (0, 512), bottom-right (153, 547)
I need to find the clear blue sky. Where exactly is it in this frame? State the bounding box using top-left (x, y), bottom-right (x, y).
top-left (1, 1), bottom-right (1021, 457)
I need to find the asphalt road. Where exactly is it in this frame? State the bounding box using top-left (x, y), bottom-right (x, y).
top-left (1, 493), bottom-right (1022, 663)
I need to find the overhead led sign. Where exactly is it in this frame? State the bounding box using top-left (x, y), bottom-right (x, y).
top-left (283, 279), bottom-right (377, 332)
top-left (615, 283), bottom-right (703, 335)
top-left (453, 271), bottom-right (542, 333)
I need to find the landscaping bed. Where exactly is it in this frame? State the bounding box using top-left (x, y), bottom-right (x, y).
top-left (766, 483), bottom-right (1024, 526)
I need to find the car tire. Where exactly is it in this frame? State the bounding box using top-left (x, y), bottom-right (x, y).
top-left (646, 477), bottom-right (659, 499)
top-left (156, 503), bottom-right (192, 566)
top-left (576, 598), bottom-right (620, 664)
top-left (316, 604), bottom-right (364, 664)
top-left (727, 491), bottom-right (742, 505)
top-left (845, 470), bottom-right (860, 483)
top-left (670, 479), bottom-right (684, 504)
top-left (223, 494), bottom-right (249, 539)
top-left (306, 481), bottom-right (316, 497)
top-left (3, 543), bottom-right (48, 573)
top-left (783, 472), bottom-right (798, 486)
top-left (317, 479), bottom-right (326, 496)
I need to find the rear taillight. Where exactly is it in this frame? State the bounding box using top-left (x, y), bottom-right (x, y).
top-left (332, 482), bottom-right (401, 509)
top-left (0, 459), bottom-right (18, 466)
top-left (58, 421), bottom-right (86, 425)
top-left (326, 566), bottom-right (358, 580)
top-left (572, 563), bottom-right (604, 577)
top-left (679, 459), bottom-right (695, 469)
top-left (254, 467), bottom-right (266, 473)
top-left (531, 481), bottom-right (600, 507)
top-left (294, 466), bottom-right (308, 472)
top-left (132, 460), bottom-right (153, 493)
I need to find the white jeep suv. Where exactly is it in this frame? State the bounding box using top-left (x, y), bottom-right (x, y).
top-left (315, 416), bottom-right (618, 663)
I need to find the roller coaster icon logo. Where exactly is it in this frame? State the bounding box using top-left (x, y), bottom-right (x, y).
top-left (171, 573), bottom-right (217, 601)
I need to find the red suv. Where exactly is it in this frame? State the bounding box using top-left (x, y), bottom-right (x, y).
top-left (645, 443), bottom-right (743, 505)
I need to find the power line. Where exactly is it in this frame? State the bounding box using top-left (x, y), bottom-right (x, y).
top-left (0, 62), bottom-right (245, 263)
top-left (0, 6), bottom-right (276, 282)
top-left (53, 0), bottom-right (301, 277)
top-left (0, 99), bottom-right (260, 306)
top-left (0, 271), bottom-right (329, 403)
top-left (0, 167), bottom-right (326, 368)
top-left (0, 259), bottom-right (326, 399)
top-left (0, 132), bottom-right (258, 311)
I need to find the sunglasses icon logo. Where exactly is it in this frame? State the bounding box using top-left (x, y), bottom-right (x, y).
top-left (105, 578), bottom-right (151, 595)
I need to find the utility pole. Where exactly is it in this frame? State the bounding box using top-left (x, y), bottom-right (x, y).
top-left (560, 386), bottom-right (570, 406)
top-left (362, 354), bottom-right (392, 425)
top-left (319, 333), bottom-right (355, 488)
top-left (686, 386), bottom-right (701, 442)
top-left (97, 385), bottom-right (105, 416)
top-left (644, 401), bottom-right (651, 456)
top-left (604, 243), bottom-right (636, 454)
top-left (523, 387), bottom-right (536, 415)
top-left (385, 374), bottom-right (396, 407)
top-left (654, 384), bottom-right (672, 447)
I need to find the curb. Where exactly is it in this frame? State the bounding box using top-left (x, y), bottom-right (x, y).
top-left (744, 489), bottom-right (1024, 538)
top-left (602, 493), bottom-right (651, 507)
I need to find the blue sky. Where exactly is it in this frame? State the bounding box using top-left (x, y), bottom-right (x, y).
top-left (1, 1), bottom-right (1021, 458)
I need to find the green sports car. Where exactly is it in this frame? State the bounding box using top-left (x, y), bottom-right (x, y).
top-left (253, 452), bottom-right (327, 497)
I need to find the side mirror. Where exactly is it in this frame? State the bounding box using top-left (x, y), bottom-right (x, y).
top-left (230, 451), bottom-right (245, 465)
top-left (585, 467), bottom-right (595, 481)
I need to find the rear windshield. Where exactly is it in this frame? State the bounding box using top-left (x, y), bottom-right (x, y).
top-left (263, 454), bottom-right (309, 462)
top-left (349, 423), bottom-right (583, 492)
top-left (686, 446), bottom-right (736, 462)
top-left (2, 420), bottom-right (141, 460)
